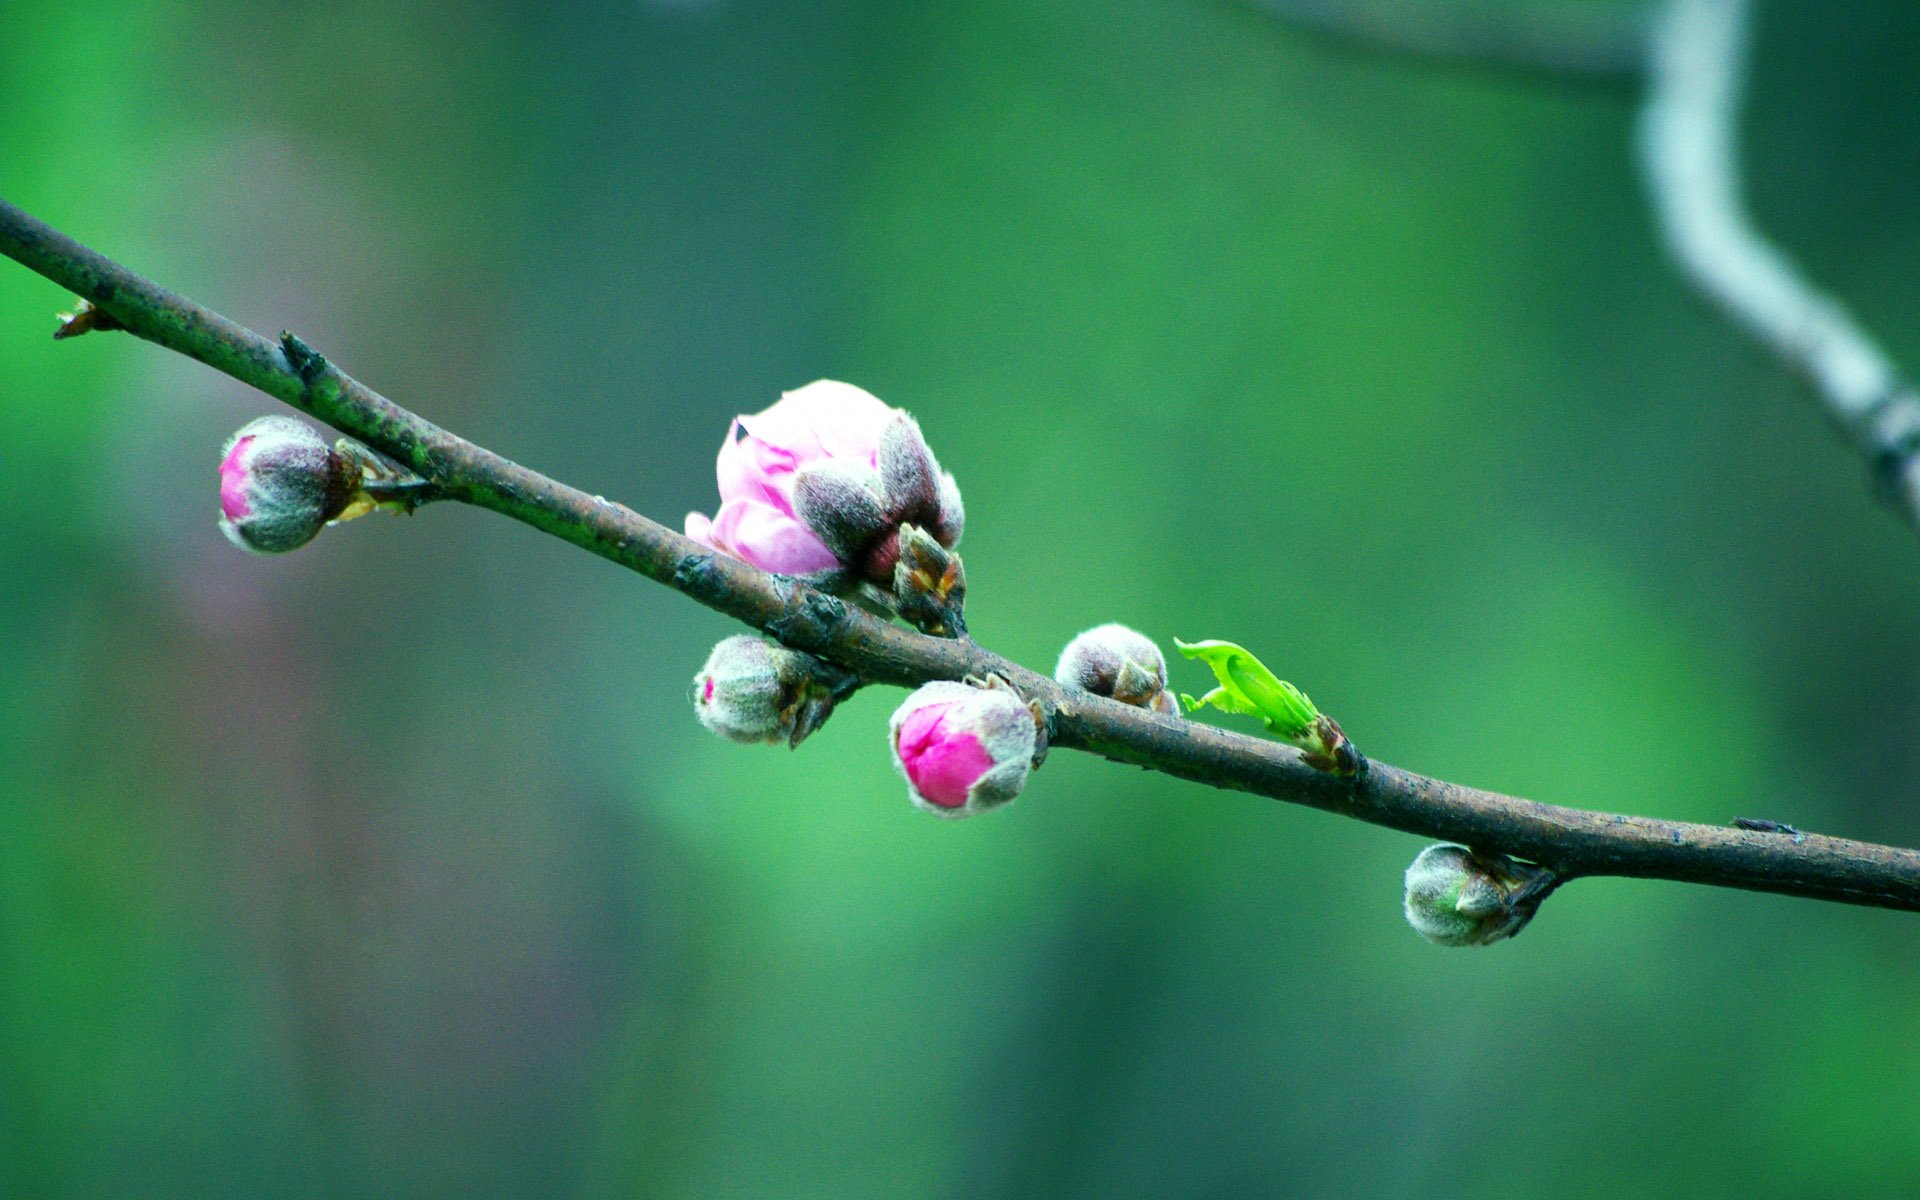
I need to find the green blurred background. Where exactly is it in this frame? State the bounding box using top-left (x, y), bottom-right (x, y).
top-left (5, 1), bottom-right (1920, 1195)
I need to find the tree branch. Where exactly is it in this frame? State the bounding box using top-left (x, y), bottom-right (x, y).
top-left (1640, 0), bottom-right (1920, 530)
top-left (6, 195), bottom-right (1920, 916)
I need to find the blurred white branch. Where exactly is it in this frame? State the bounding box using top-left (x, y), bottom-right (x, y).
top-left (1256, 0), bottom-right (1920, 533)
top-left (1245, 0), bottom-right (1649, 77)
top-left (1641, 0), bottom-right (1920, 529)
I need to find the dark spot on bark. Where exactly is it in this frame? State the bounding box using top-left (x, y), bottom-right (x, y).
top-left (767, 586), bottom-right (847, 648)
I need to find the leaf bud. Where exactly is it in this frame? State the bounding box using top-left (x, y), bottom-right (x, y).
top-left (1175, 638), bottom-right (1361, 774)
top-left (890, 523), bottom-right (967, 638)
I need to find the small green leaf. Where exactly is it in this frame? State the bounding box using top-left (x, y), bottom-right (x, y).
top-left (1174, 638), bottom-right (1320, 738)
top-left (1179, 686), bottom-right (1260, 718)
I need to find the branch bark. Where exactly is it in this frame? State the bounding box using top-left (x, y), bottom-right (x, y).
top-left (6, 196), bottom-right (1920, 915)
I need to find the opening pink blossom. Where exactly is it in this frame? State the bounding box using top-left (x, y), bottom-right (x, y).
top-left (685, 381), bottom-right (896, 573)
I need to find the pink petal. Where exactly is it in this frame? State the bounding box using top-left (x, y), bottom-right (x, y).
top-left (739, 411), bottom-right (825, 465)
top-left (895, 702), bottom-right (991, 808)
top-left (740, 380), bottom-right (893, 468)
top-left (219, 436), bottom-right (255, 520)
top-left (685, 511), bottom-right (716, 547)
top-left (716, 419), bottom-right (787, 510)
top-left (740, 433), bottom-right (803, 515)
top-left (709, 498), bottom-right (840, 573)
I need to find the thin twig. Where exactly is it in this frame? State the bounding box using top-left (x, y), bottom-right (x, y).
top-left (1640, 0), bottom-right (1920, 530)
top-left (5, 196), bottom-right (1920, 913)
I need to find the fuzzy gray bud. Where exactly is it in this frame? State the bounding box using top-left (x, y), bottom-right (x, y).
top-left (933, 469), bottom-right (964, 548)
top-left (1403, 844), bottom-right (1554, 947)
top-left (218, 415), bottom-right (362, 553)
top-left (878, 412), bottom-right (940, 519)
top-left (792, 461), bottom-right (890, 563)
top-left (1055, 623), bottom-right (1178, 714)
top-left (692, 635), bottom-right (855, 748)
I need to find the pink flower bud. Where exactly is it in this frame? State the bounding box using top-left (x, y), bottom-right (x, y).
top-left (888, 680), bottom-right (1038, 818)
top-left (218, 415), bottom-right (361, 554)
top-left (685, 380), bottom-right (964, 579)
top-left (1055, 623), bottom-right (1177, 714)
top-left (692, 635), bottom-right (854, 747)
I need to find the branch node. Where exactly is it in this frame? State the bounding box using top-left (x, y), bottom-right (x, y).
top-left (53, 299), bottom-right (124, 340)
top-left (671, 551), bottom-right (727, 606)
top-left (763, 578), bottom-right (849, 650)
top-left (279, 330), bottom-right (327, 384)
top-left (1734, 816), bottom-right (1805, 841)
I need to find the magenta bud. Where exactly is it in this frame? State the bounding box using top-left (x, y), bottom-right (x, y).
top-left (218, 415), bottom-right (362, 553)
top-left (888, 679), bottom-right (1040, 818)
top-left (692, 635), bottom-right (855, 748)
top-left (1054, 623), bottom-right (1177, 713)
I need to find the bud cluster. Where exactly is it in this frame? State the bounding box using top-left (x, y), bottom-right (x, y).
top-left (198, 383), bottom-right (1523, 947)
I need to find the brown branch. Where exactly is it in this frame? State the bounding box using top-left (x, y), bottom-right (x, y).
top-left (5, 196), bottom-right (1920, 917)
